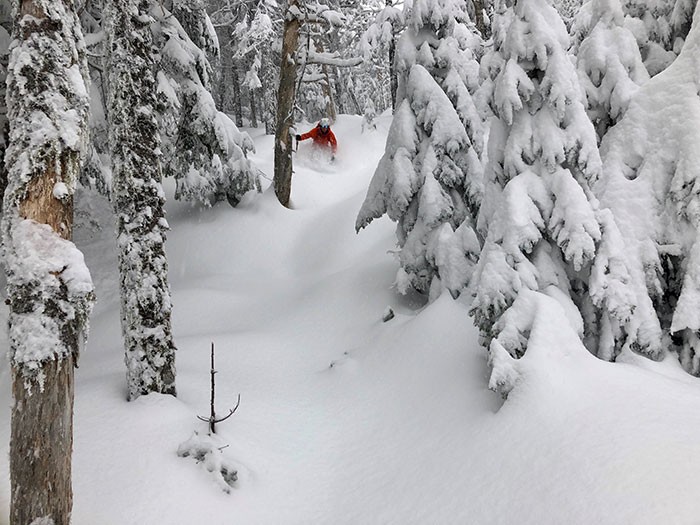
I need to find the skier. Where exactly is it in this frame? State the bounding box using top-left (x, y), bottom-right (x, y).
top-left (295, 118), bottom-right (337, 161)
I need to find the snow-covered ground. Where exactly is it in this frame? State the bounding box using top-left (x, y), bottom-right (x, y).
top-left (2, 114), bottom-right (700, 524)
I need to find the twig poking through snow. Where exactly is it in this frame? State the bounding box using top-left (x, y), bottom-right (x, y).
top-left (196, 342), bottom-right (240, 434)
top-left (382, 307), bottom-right (395, 322)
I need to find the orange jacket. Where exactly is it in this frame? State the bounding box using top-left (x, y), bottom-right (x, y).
top-left (299, 125), bottom-right (337, 154)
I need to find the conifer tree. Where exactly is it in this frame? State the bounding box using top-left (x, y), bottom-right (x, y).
top-left (153, 4), bottom-right (260, 207)
top-left (361, 0), bottom-right (405, 112)
top-left (599, 4), bottom-right (700, 375)
top-left (572, 0), bottom-right (649, 140)
top-left (470, 0), bottom-right (658, 382)
top-left (232, 1), bottom-right (280, 133)
top-left (622, 0), bottom-right (676, 75)
top-left (356, 0), bottom-right (485, 300)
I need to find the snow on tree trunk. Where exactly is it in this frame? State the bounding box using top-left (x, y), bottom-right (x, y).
top-left (599, 2), bottom-right (700, 374)
top-left (105, 0), bottom-right (177, 400)
top-left (356, 0), bottom-right (486, 300)
top-left (274, 0), bottom-right (301, 207)
top-left (3, 0), bottom-right (93, 520)
top-left (470, 0), bottom-right (656, 364)
top-left (0, 26), bottom-right (8, 210)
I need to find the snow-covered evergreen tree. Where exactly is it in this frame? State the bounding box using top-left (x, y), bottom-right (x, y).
top-left (599, 3), bottom-right (700, 375)
top-left (470, 0), bottom-right (659, 364)
top-left (622, 0), bottom-right (676, 75)
top-left (232, 2), bottom-right (279, 133)
top-left (153, 5), bottom-right (260, 207)
top-left (174, 0), bottom-right (219, 58)
top-left (292, 0), bottom-right (362, 122)
top-left (360, 0), bottom-right (405, 112)
top-left (670, 0), bottom-right (696, 43)
top-left (572, 0), bottom-right (649, 140)
top-left (105, 0), bottom-right (177, 400)
top-left (2, 0), bottom-right (94, 519)
top-left (356, 0), bottom-right (485, 300)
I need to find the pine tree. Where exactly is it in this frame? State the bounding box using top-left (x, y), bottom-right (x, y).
top-left (153, 4), bottom-right (260, 207)
top-left (670, 0), bottom-right (696, 43)
top-left (105, 0), bottom-right (177, 400)
top-left (356, 0), bottom-right (485, 300)
top-left (231, 0), bottom-right (280, 134)
top-left (622, 0), bottom-right (676, 75)
top-left (599, 4), bottom-right (700, 375)
top-left (470, 0), bottom-right (657, 381)
top-left (572, 0), bottom-right (649, 141)
top-left (3, 0), bottom-right (94, 520)
top-left (361, 0), bottom-right (405, 112)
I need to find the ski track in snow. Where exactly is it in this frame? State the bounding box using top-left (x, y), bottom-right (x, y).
top-left (2, 115), bottom-right (700, 524)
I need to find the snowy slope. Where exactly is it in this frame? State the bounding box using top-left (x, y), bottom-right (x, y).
top-left (2, 115), bottom-right (700, 524)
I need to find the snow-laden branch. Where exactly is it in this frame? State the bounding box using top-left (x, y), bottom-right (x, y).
top-left (306, 50), bottom-right (363, 67)
top-left (301, 72), bottom-right (327, 82)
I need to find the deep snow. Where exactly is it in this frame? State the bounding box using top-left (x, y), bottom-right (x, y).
top-left (2, 115), bottom-right (700, 524)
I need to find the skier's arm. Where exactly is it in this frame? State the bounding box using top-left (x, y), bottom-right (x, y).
top-left (329, 131), bottom-right (337, 154)
top-left (298, 129), bottom-right (316, 141)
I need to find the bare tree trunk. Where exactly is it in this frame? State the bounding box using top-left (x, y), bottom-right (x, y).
top-left (274, 0), bottom-right (301, 207)
top-left (334, 69), bottom-right (347, 115)
top-left (251, 87), bottom-right (259, 128)
top-left (4, 0), bottom-right (92, 521)
top-left (11, 359), bottom-right (75, 525)
top-left (216, 27), bottom-right (232, 111)
top-left (316, 40), bottom-right (336, 121)
top-left (472, 0), bottom-right (489, 38)
top-left (262, 49), bottom-right (277, 135)
top-left (389, 36), bottom-right (397, 114)
top-left (232, 64), bottom-right (244, 127)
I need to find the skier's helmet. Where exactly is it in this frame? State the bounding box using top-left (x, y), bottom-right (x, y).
top-left (319, 118), bottom-right (330, 130)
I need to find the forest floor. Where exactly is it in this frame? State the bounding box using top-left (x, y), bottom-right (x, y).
top-left (2, 114), bottom-right (700, 524)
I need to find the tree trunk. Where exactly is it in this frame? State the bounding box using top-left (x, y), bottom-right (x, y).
top-left (232, 64), bottom-right (244, 127)
top-left (334, 69), bottom-right (346, 115)
top-left (216, 27), bottom-right (232, 111)
top-left (389, 36), bottom-right (397, 114)
top-left (316, 40), bottom-right (336, 121)
top-left (251, 87), bottom-right (259, 128)
top-left (262, 50), bottom-right (277, 135)
top-left (4, 0), bottom-right (93, 521)
top-left (11, 359), bottom-right (75, 525)
top-left (274, 0), bottom-right (301, 207)
top-left (106, 0), bottom-right (177, 400)
top-left (472, 0), bottom-right (489, 38)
